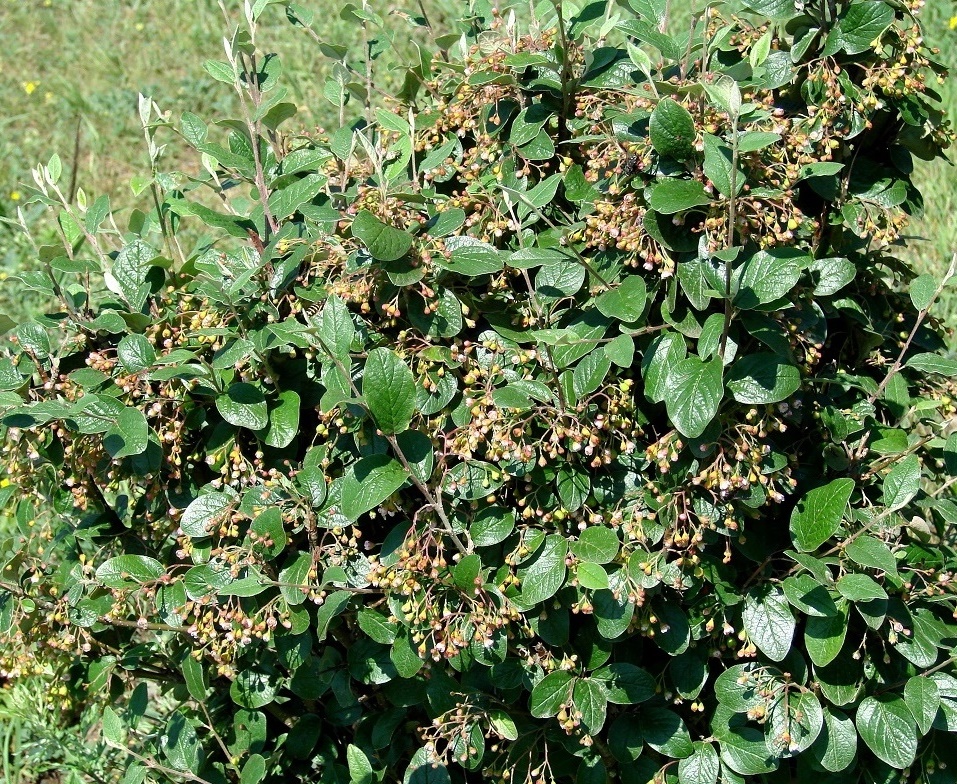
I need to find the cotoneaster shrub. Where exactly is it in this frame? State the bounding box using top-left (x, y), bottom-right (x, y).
top-left (1, 0), bottom-right (956, 782)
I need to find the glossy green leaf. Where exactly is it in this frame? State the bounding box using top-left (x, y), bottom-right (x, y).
top-left (808, 707), bottom-right (857, 773)
top-left (742, 585), bottom-right (794, 661)
top-left (364, 348), bottom-right (416, 434)
top-left (217, 383), bottom-right (269, 430)
top-left (789, 478), bottom-right (855, 552)
top-left (351, 210), bottom-right (413, 261)
top-left (664, 356), bottom-right (723, 438)
top-left (517, 535), bottom-right (567, 606)
top-left (341, 455), bottom-right (409, 521)
top-left (650, 98), bottom-right (696, 160)
top-left (855, 695), bottom-right (917, 769)
top-left (727, 353), bottom-right (800, 404)
top-left (649, 180), bottom-right (712, 214)
top-left (529, 671), bottom-right (573, 717)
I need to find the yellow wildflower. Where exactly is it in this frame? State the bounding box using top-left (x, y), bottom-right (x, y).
top-left (950, 15), bottom-right (957, 29)
top-left (22, 81), bottom-right (39, 95)
top-left (9, 191), bottom-right (21, 201)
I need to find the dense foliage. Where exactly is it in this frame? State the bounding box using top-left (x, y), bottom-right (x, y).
top-left (1, 0), bottom-right (956, 782)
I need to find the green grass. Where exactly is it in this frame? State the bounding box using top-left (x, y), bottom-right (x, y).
top-left (1, 0), bottom-right (955, 326)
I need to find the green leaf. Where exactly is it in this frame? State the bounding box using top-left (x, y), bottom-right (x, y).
top-left (642, 331), bottom-right (686, 403)
top-left (318, 294), bottom-right (355, 360)
top-left (649, 180), bottom-right (712, 214)
top-left (742, 585), bottom-right (794, 662)
top-left (605, 334), bottom-right (635, 367)
top-left (905, 353), bottom-right (957, 376)
top-left (230, 668), bottom-right (278, 710)
top-left (703, 75), bottom-right (742, 117)
top-left (439, 239), bottom-right (505, 276)
top-left (517, 534), bottom-right (567, 606)
top-left (719, 725), bottom-right (778, 775)
top-left (574, 678), bottom-right (608, 733)
top-left (341, 455), bottom-right (409, 521)
top-left (881, 454), bottom-right (920, 510)
top-left (810, 256), bottom-right (855, 296)
top-left (727, 353), bottom-right (800, 404)
top-left (107, 239), bottom-right (157, 312)
top-left (805, 602), bottom-right (849, 667)
top-left (570, 526), bottom-right (619, 564)
top-left (351, 210), bottom-right (413, 261)
top-left (573, 351), bottom-right (611, 399)
top-left (96, 555), bottom-right (164, 588)
top-left (181, 492), bottom-right (232, 538)
top-left (768, 691), bottom-right (823, 756)
top-left (592, 663), bottom-right (655, 705)
top-left (269, 173), bottom-right (327, 221)
top-left (241, 756), bottom-right (267, 784)
top-left (837, 573), bottom-right (887, 602)
top-left (258, 390), bottom-right (300, 449)
top-left (733, 248), bottom-right (804, 308)
top-left (529, 671), bottom-right (573, 717)
top-left (116, 334), bottom-right (156, 373)
top-left (217, 383), bottom-right (269, 430)
top-left (844, 535), bottom-right (897, 576)
top-left (781, 574), bottom-right (837, 617)
top-left (650, 98), bottom-right (696, 160)
top-left (664, 356), bottom-right (723, 438)
top-left (535, 261), bottom-right (585, 299)
top-left (909, 273), bottom-right (937, 311)
top-left (315, 590), bottom-right (352, 641)
top-left (161, 712), bottom-right (201, 771)
top-left (576, 562), bottom-right (609, 590)
top-left (347, 744), bottom-right (374, 784)
top-left (679, 742), bottom-right (720, 784)
top-left (179, 657), bottom-right (208, 705)
top-left (904, 675), bottom-right (939, 736)
top-left (364, 348), bottom-right (416, 434)
top-left (789, 478), bottom-right (855, 552)
top-left (703, 134), bottom-right (742, 197)
top-left (809, 707), bottom-right (857, 773)
top-left (104, 407), bottom-right (150, 459)
top-left (595, 276), bottom-right (647, 322)
top-left (469, 507), bottom-right (515, 547)
top-left (641, 706), bottom-right (693, 759)
top-left (489, 709), bottom-right (518, 741)
top-left (855, 695), bottom-right (917, 769)
top-left (556, 466), bottom-right (591, 513)
top-left (357, 609), bottom-right (397, 645)
top-left (827, 1), bottom-right (895, 55)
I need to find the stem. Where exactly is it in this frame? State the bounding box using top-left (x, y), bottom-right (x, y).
top-left (719, 119), bottom-right (740, 360)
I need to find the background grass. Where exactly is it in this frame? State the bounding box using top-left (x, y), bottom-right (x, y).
top-left (0, 0), bottom-right (955, 779)
top-left (0, 1), bottom-right (954, 324)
